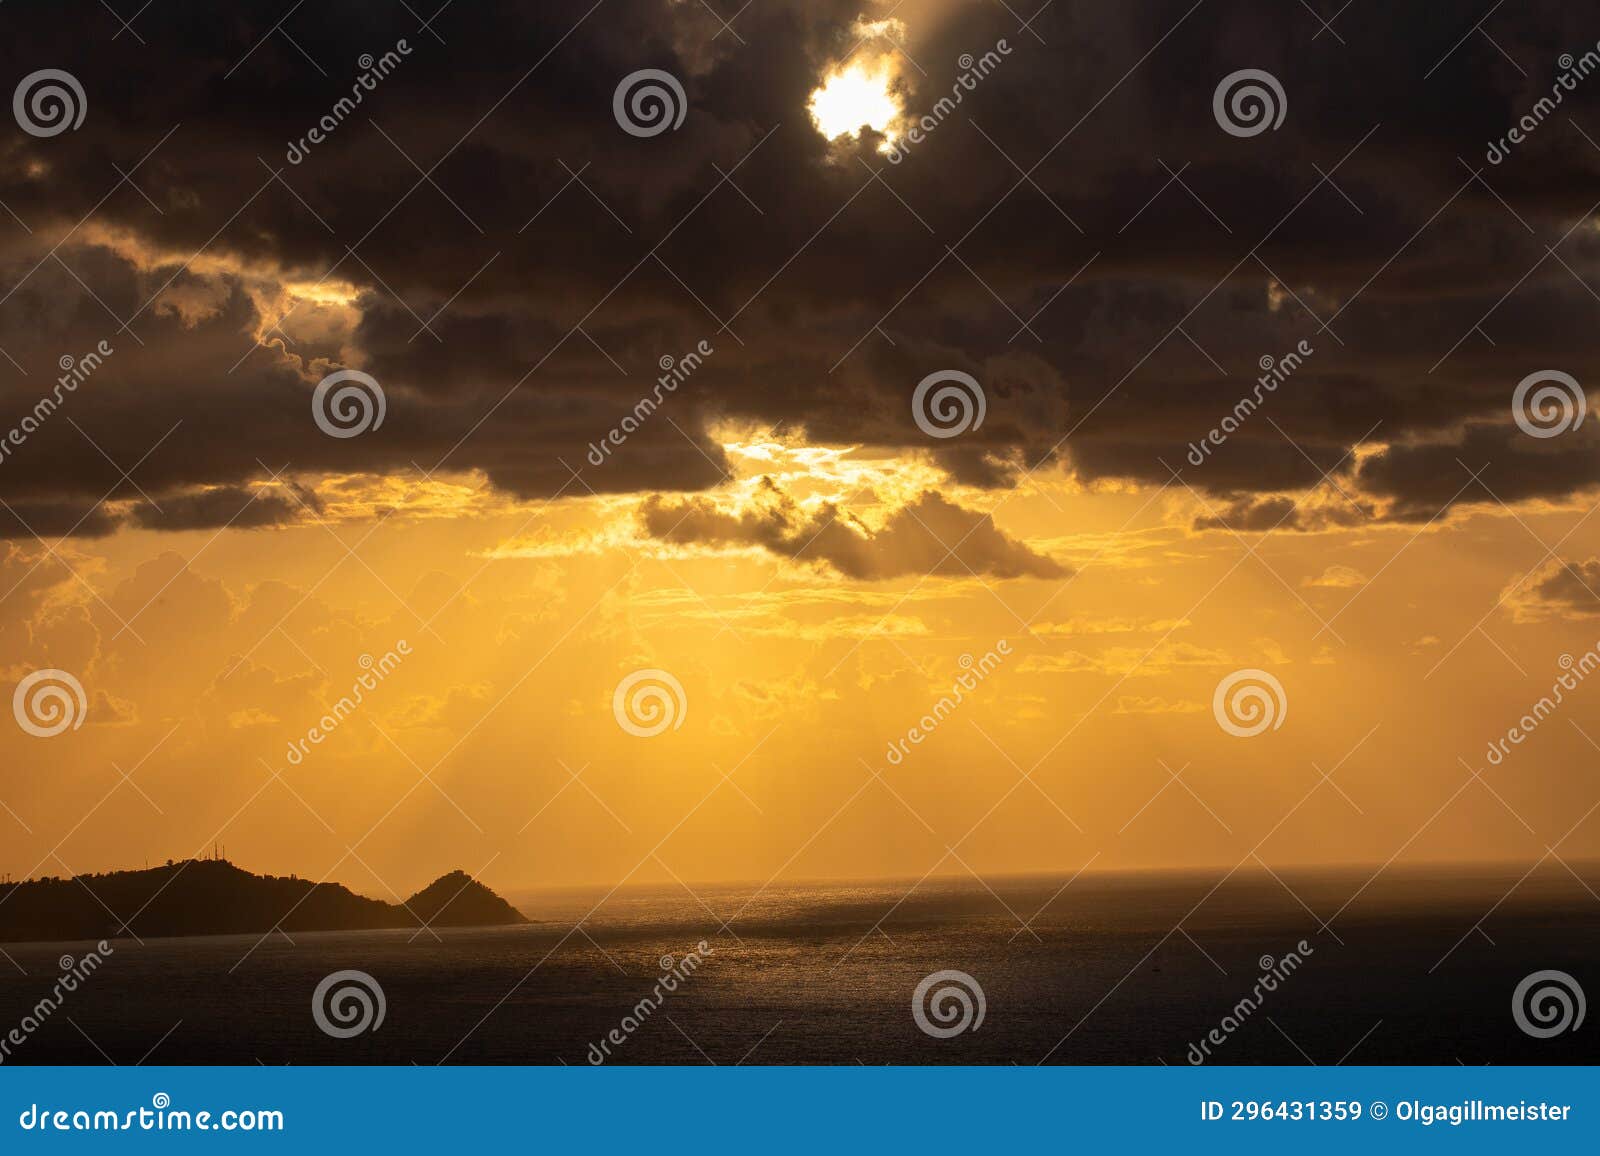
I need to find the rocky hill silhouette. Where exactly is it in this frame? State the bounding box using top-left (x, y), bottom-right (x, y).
top-left (0, 858), bottom-right (527, 944)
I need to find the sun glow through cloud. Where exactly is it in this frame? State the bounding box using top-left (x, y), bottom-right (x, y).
top-left (808, 60), bottom-right (903, 148)
top-left (808, 29), bottom-right (906, 152)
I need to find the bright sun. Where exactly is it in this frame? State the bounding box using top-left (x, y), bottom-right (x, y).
top-left (807, 60), bottom-right (903, 149)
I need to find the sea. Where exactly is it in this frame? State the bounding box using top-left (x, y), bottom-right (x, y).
top-left (0, 864), bottom-right (1595, 1065)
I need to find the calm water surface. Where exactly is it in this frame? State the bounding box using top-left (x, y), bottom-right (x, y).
top-left (1, 866), bottom-right (1595, 1065)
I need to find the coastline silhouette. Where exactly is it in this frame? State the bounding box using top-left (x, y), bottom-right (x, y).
top-left (0, 858), bottom-right (526, 944)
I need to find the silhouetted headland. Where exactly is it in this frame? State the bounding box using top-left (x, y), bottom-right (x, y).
top-left (0, 858), bottom-right (527, 944)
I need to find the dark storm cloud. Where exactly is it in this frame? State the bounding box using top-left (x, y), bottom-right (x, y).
top-left (1, 0), bottom-right (1599, 534)
top-left (1520, 557), bottom-right (1600, 617)
top-left (642, 482), bottom-right (1069, 579)
top-left (0, 496), bottom-right (121, 539)
top-left (127, 483), bottom-right (317, 532)
top-left (1356, 420), bottom-right (1600, 520)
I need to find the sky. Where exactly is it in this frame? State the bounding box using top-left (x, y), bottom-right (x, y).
top-left (1, 0), bottom-right (1599, 902)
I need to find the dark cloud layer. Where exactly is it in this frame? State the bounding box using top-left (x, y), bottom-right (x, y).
top-left (642, 482), bottom-right (1068, 578)
top-left (2, 0), bottom-right (1599, 536)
